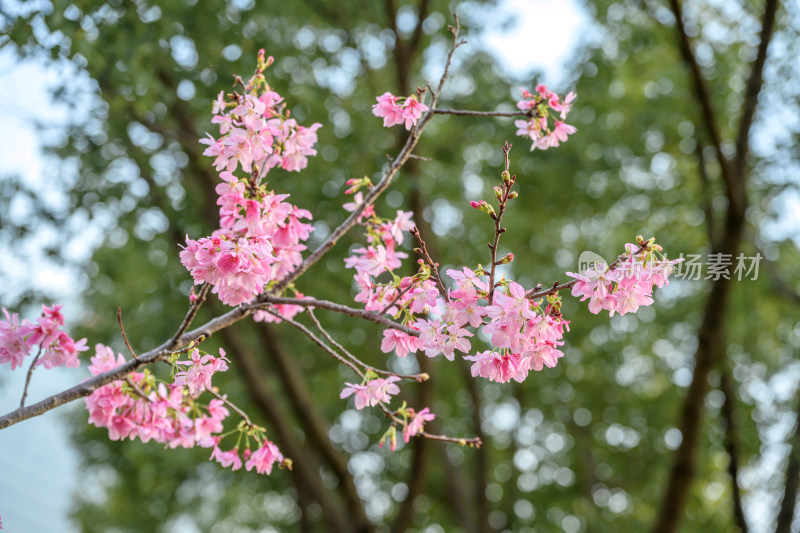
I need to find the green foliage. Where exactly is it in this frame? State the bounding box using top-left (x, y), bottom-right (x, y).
top-left (2, 0), bottom-right (798, 531)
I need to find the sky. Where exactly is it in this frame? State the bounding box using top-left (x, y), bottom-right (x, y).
top-left (0, 2), bottom-right (591, 531)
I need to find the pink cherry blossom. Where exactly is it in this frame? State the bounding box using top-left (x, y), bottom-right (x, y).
top-left (211, 444), bottom-right (243, 471)
top-left (0, 308), bottom-right (35, 370)
top-left (340, 376), bottom-right (401, 410)
top-left (173, 348), bottom-right (230, 396)
top-left (380, 329), bottom-right (421, 358)
top-left (404, 407), bottom-right (435, 442)
top-left (245, 440), bottom-right (284, 475)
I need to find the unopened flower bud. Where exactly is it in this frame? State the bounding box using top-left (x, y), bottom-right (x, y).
top-left (508, 191), bottom-right (519, 199)
top-left (497, 252), bottom-right (514, 265)
top-left (501, 170), bottom-right (511, 182)
top-left (470, 200), bottom-right (496, 218)
top-left (494, 186), bottom-right (503, 199)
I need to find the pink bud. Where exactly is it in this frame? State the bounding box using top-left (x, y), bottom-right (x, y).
top-left (470, 201), bottom-right (480, 209)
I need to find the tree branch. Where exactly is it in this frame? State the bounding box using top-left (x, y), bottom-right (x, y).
top-left (433, 108), bottom-right (526, 117)
top-left (720, 367), bottom-right (749, 532)
top-left (775, 378), bottom-right (800, 533)
top-left (253, 322), bottom-right (372, 531)
top-left (665, 0), bottom-right (740, 212)
top-left (257, 295), bottom-right (419, 336)
top-left (735, 0), bottom-right (780, 178)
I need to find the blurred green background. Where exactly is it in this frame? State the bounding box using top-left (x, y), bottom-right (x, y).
top-left (0, 0), bottom-right (799, 532)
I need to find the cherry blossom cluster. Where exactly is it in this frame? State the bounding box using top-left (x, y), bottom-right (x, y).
top-left (342, 150), bottom-right (676, 390)
top-left (0, 305), bottom-right (87, 371)
top-left (372, 92), bottom-right (429, 130)
top-left (181, 54), bottom-right (317, 307)
top-left (567, 238), bottom-right (683, 316)
top-left (84, 343), bottom-right (288, 474)
top-left (378, 404), bottom-right (437, 452)
top-left (340, 375), bottom-right (401, 410)
top-left (342, 177), bottom-right (420, 318)
top-left (200, 50), bottom-right (322, 176)
top-left (85, 344), bottom-right (230, 444)
top-left (515, 84), bottom-right (577, 150)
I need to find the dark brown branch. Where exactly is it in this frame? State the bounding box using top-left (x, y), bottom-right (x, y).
top-left (168, 283), bottom-right (210, 349)
top-left (775, 379), bottom-right (800, 533)
top-left (665, 0), bottom-right (740, 212)
top-left (256, 295), bottom-right (419, 336)
top-left (19, 346), bottom-right (43, 408)
top-left (221, 326), bottom-right (353, 532)
top-left (117, 307), bottom-right (139, 361)
top-left (410, 226), bottom-right (449, 302)
top-left (735, 0), bottom-right (780, 178)
top-left (487, 142), bottom-right (514, 306)
top-left (253, 323), bottom-right (372, 532)
top-left (720, 368), bottom-right (749, 533)
top-left (695, 140), bottom-right (717, 247)
top-left (433, 108), bottom-right (526, 117)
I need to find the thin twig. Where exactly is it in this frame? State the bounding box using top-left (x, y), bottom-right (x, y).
top-left (411, 226), bottom-right (449, 302)
top-left (206, 386), bottom-right (255, 428)
top-left (124, 377), bottom-right (150, 401)
top-left (254, 295), bottom-right (419, 336)
top-left (488, 142), bottom-right (514, 305)
top-left (525, 242), bottom-right (648, 300)
top-left (169, 283), bottom-right (211, 349)
top-left (19, 346), bottom-right (43, 408)
top-left (380, 278), bottom-right (417, 315)
top-left (433, 108), bottom-right (527, 117)
top-left (268, 309), bottom-right (366, 380)
top-left (307, 309), bottom-right (427, 382)
top-left (117, 307), bottom-right (139, 361)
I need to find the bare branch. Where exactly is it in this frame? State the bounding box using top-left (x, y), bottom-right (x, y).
top-left (19, 346), bottom-right (43, 408)
top-left (270, 310), bottom-right (366, 380)
top-left (307, 309), bottom-right (427, 382)
top-left (433, 108), bottom-right (526, 117)
top-left (664, 0), bottom-right (740, 212)
top-left (206, 386), bottom-right (255, 428)
top-left (720, 368), bottom-right (749, 533)
top-left (256, 295), bottom-right (419, 336)
top-left (117, 307), bottom-right (139, 361)
top-left (735, 0), bottom-right (780, 178)
top-left (169, 283), bottom-right (211, 349)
